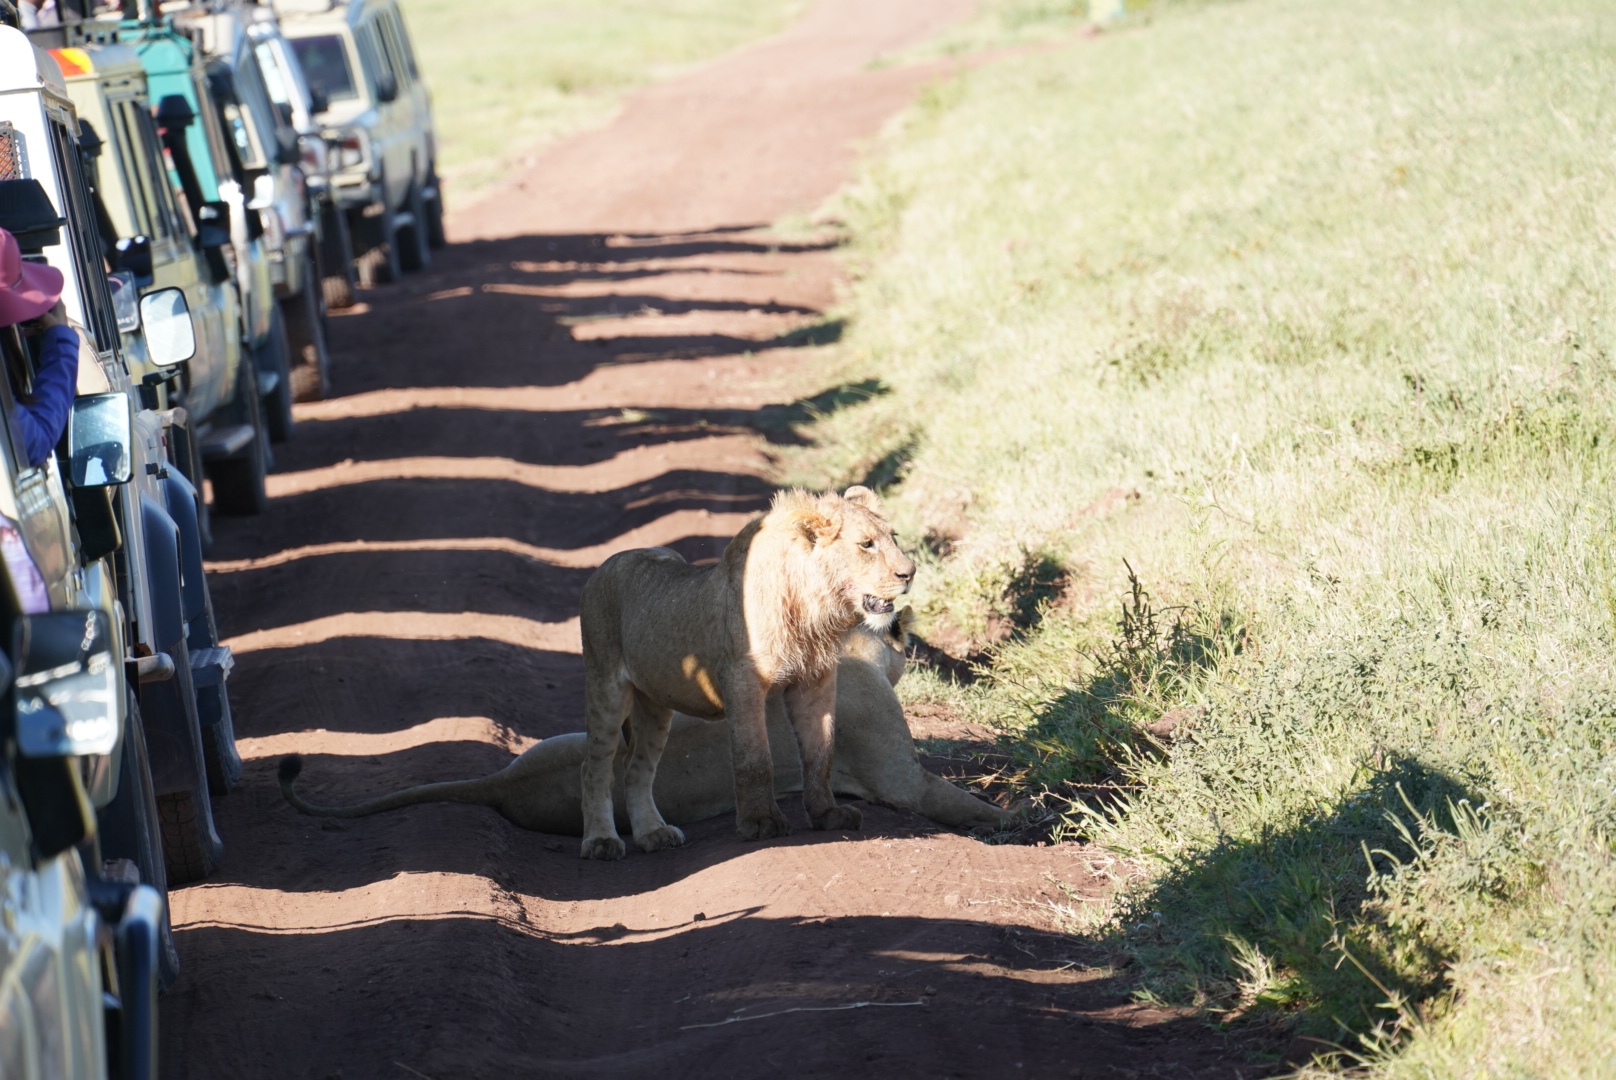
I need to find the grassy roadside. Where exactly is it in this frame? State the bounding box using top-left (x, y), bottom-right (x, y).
top-left (397, 0), bottom-right (808, 193)
top-left (787, 0), bottom-right (1616, 1072)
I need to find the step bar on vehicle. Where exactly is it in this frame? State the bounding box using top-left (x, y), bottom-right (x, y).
top-left (199, 424), bottom-right (255, 460)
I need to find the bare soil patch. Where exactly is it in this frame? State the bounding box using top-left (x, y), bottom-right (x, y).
top-left (161, 4), bottom-right (1284, 1076)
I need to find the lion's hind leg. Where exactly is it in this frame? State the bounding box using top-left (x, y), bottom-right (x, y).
top-left (625, 691), bottom-right (685, 853)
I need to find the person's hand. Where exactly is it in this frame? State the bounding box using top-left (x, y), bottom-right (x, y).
top-left (20, 301), bottom-right (66, 336)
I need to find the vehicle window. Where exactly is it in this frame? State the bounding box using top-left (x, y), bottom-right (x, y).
top-left (218, 62), bottom-right (268, 173)
top-left (45, 120), bottom-right (118, 354)
top-left (355, 21), bottom-right (392, 90)
top-left (389, 7), bottom-right (421, 81)
top-left (291, 34), bottom-right (357, 103)
top-left (129, 105), bottom-right (187, 240)
top-left (108, 100), bottom-right (167, 241)
top-left (254, 41), bottom-right (297, 126)
top-left (192, 76), bottom-right (243, 189)
top-left (376, 12), bottom-right (410, 86)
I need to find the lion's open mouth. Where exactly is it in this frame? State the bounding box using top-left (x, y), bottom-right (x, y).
top-left (862, 595), bottom-right (895, 615)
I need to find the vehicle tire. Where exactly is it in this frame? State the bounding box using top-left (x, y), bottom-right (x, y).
top-left (96, 695), bottom-right (181, 990)
top-left (282, 252), bottom-right (331, 402)
top-left (199, 701), bottom-right (242, 797)
top-left (424, 166), bottom-right (446, 249)
top-left (156, 788), bottom-right (220, 886)
top-left (319, 202), bottom-right (358, 310)
top-left (205, 352), bottom-right (269, 517)
top-left (259, 306), bottom-right (296, 444)
top-left (354, 200), bottom-right (401, 287)
top-left (398, 184), bottom-right (430, 273)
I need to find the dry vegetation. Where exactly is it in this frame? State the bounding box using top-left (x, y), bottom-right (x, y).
top-left (785, 0), bottom-right (1616, 1072)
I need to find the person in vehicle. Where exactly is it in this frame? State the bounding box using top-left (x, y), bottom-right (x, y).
top-left (0, 226), bottom-right (79, 466)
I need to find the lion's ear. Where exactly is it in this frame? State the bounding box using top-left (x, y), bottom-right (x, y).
top-left (842, 485), bottom-right (886, 516)
top-left (804, 494), bottom-right (843, 544)
top-left (772, 489), bottom-right (840, 544)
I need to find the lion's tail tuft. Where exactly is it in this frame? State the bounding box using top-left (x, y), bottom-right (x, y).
top-left (278, 754), bottom-right (303, 786)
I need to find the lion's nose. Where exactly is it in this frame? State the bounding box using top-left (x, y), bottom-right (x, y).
top-left (895, 563), bottom-right (914, 584)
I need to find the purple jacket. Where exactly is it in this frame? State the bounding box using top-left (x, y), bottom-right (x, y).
top-left (14, 324), bottom-right (79, 468)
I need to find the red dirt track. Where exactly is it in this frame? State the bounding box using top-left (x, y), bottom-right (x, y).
top-left (161, 4), bottom-right (1279, 1077)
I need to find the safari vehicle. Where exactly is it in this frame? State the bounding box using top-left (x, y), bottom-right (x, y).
top-left (0, 601), bottom-right (165, 1080)
top-left (276, 0), bottom-right (444, 286)
top-left (163, 0), bottom-right (336, 401)
top-left (2, 19), bottom-right (243, 938)
top-left (46, 35), bottom-right (273, 516)
top-left (244, 0), bottom-right (360, 330)
top-left (77, 6), bottom-right (301, 453)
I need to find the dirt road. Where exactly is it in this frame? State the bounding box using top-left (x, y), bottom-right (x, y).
top-left (162, 4), bottom-right (1276, 1077)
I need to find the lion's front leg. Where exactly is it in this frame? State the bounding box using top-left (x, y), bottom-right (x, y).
top-left (624, 691), bottom-right (685, 852)
top-left (726, 678), bottom-right (791, 841)
top-left (580, 668), bottom-right (632, 860)
top-left (784, 672), bottom-right (862, 832)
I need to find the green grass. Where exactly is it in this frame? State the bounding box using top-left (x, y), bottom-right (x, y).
top-left (784, 0), bottom-right (1616, 1072)
top-left (397, 0), bottom-right (808, 192)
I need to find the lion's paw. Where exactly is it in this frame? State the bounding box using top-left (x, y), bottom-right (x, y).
top-left (811, 804), bottom-right (863, 831)
top-left (580, 835), bottom-right (627, 861)
top-left (736, 806), bottom-right (792, 841)
top-left (635, 824), bottom-right (687, 853)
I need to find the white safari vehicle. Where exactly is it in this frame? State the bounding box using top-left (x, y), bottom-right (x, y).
top-left (276, 0), bottom-right (443, 285)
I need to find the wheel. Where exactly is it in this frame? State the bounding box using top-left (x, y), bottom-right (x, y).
top-left (156, 789), bottom-right (221, 886)
top-left (398, 183), bottom-right (430, 273)
top-left (319, 201), bottom-right (357, 310)
top-left (199, 690), bottom-right (242, 797)
top-left (258, 306), bottom-right (296, 444)
top-left (282, 253), bottom-right (332, 402)
top-left (205, 352), bottom-right (269, 516)
top-left (96, 695), bottom-right (181, 989)
top-left (424, 167), bottom-right (446, 249)
top-left (353, 199), bottom-right (401, 287)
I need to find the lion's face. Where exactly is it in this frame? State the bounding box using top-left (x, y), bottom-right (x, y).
top-left (813, 486), bottom-right (916, 632)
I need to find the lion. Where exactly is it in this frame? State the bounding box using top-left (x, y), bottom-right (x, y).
top-left (574, 486), bottom-right (915, 859)
top-left (277, 612), bottom-right (1016, 834)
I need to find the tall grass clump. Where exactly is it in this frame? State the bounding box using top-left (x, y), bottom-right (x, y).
top-left (788, 0), bottom-right (1616, 1071)
top-left (398, 0), bottom-right (806, 191)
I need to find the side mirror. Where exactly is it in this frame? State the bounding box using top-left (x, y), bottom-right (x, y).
top-left (107, 271), bottom-right (140, 334)
top-left (13, 609), bottom-right (120, 758)
top-left (375, 72), bottom-right (397, 104)
top-left (137, 287), bottom-right (197, 367)
top-left (69, 393), bottom-right (133, 488)
top-left (307, 86), bottom-right (330, 116)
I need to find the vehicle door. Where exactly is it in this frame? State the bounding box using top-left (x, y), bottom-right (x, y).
top-left (229, 43), bottom-right (311, 291)
top-left (374, 3), bottom-right (427, 187)
top-left (190, 64), bottom-right (272, 349)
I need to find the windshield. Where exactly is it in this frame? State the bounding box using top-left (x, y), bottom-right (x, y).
top-left (290, 34), bottom-right (357, 103)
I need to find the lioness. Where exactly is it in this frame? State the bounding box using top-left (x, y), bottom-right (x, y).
top-left (583, 486), bottom-right (913, 858)
top-left (278, 614), bottom-right (1015, 833)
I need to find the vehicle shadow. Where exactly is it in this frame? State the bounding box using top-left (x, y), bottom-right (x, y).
top-left (161, 895), bottom-right (1285, 1080)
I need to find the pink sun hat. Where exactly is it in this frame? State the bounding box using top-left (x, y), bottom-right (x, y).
top-left (0, 226), bottom-right (64, 327)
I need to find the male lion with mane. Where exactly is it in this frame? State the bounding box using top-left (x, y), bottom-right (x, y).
top-left (578, 485), bottom-right (914, 859)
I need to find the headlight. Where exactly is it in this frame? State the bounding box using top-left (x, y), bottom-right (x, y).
top-left (325, 128), bottom-right (366, 171)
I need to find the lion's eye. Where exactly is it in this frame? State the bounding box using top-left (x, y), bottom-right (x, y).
top-left (859, 539), bottom-right (876, 551)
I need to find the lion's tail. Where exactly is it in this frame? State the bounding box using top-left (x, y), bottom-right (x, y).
top-left (278, 754), bottom-right (496, 819)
